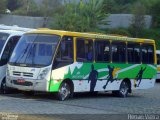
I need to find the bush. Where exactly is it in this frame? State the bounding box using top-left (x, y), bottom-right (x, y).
top-left (141, 29), bottom-right (160, 49)
top-left (106, 28), bottom-right (131, 37)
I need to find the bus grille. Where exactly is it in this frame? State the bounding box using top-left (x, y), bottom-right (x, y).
top-left (13, 71), bottom-right (33, 77)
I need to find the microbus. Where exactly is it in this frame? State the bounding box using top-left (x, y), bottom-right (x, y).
top-left (0, 25), bottom-right (34, 93)
top-left (6, 29), bottom-right (157, 100)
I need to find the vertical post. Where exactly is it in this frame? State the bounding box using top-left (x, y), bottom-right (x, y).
top-left (73, 37), bottom-right (77, 62)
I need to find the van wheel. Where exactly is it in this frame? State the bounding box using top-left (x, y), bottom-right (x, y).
top-left (57, 82), bottom-right (71, 101)
top-left (0, 79), bottom-right (7, 94)
top-left (118, 81), bottom-right (129, 98)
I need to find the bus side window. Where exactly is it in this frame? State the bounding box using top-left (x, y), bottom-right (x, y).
top-left (53, 36), bottom-right (73, 68)
top-left (147, 45), bottom-right (154, 64)
top-left (0, 36), bottom-right (20, 65)
top-left (127, 43), bottom-right (141, 64)
top-left (95, 40), bottom-right (110, 62)
top-left (157, 54), bottom-right (160, 65)
top-left (141, 44), bottom-right (154, 64)
top-left (112, 42), bottom-right (126, 63)
top-left (76, 38), bottom-right (93, 62)
top-left (141, 45), bottom-right (148, 64)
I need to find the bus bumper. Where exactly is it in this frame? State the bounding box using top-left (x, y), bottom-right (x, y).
top-left (6, 76), bottom-right (48, 92)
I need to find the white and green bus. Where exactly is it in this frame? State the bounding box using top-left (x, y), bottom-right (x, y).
top-left (6, 29), bottom-right (157, 100)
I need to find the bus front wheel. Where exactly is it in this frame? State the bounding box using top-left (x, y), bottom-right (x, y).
top-left (118, 81), bottom-right (129, 98)
top-left (57, 82), bottom-right (71, 101)
top-left (0, 79), bottom-right (7, 94)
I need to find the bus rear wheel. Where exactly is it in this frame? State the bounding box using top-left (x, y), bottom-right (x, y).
top-left (118, 81), bottom-right (129, 97)
top-left (57, 82), bottom-right (71, 101)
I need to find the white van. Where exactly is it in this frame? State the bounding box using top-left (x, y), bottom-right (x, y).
top-left (156, 50), bottom-right (160, 82)
top-left (0, 25), bottom-right (34, 93)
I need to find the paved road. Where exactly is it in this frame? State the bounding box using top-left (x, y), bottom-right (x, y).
top-left (0, 83), bottom-right (160, 120)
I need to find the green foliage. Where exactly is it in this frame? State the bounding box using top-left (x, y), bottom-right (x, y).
top-left (41, 0), bottom-right (62, 17)
top-left (7, 0), bottom-right (22, 11)
top-left (13, 0), bottom-right (43, 16)
top-left (129, 2), bottom-right (146, 37)
top-left (106, 28), bottom-right (131, 37)
top-left (149, 0), bottom-right (160, 28)
top-left (0, 0), bottom-right (7, 14)
top-left (141, 29), bottom-right (160, 49)
top-left (52, 0), bottom-right (108, 32)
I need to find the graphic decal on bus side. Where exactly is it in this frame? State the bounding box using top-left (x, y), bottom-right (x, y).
top-left (103, 65), bottom-right (118, 89)
top-left (134, 67), bottom-right (147, 88)
top-left (88, 64), bottom-right (98, 92)
top-left (49, 63), bottom-right (156, 92)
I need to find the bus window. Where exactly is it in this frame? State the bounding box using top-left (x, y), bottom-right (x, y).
top-left (112, 42), bottom-right (126, 63)
top-left (1, 36), bottom-right (20, 65)
top-left (54, 36), bottom-right (73, 68)
top-left (127, 43), bottom-right (141, 63)
top-left (157, 54), bottom-right (160, 64)
top-left (141, 44), bottom-right (154, 64)
top-left (76, 38), bottom-right (93, 62)
top-left (148, 46), bottom-right (154, 64)
top-left (95, 40), bottom-right (110, 62)
top-left (141, 45), bottom-right (148, 64)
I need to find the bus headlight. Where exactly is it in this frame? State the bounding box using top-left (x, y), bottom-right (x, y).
top-left (38, 68), bottom-right (50, 80)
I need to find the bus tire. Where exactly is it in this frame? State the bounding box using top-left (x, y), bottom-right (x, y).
top-left (118, 80), bottom-right (129, 98)
top-left (57, 82), bottom-right (71, 101)
top-left (23, 91), bottom-right (35, 96)
top-left (112, 91), bottom-right (119, 96)
top-left (0, 79), bottom-right (8, 94)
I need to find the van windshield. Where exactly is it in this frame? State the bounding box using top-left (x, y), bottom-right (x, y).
top-left (0, 33), bottom-right (9, 53)
top-left (9, 34), bottom-right (60, 67)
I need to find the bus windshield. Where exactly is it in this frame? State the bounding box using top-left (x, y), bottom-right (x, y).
top-left (9, 34), bottom-right (60, 67)
top-left (0, 33), bottom-right (9, 53)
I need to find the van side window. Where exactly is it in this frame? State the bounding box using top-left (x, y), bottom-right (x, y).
top-left (127, 43), bottom-right (141, 63)
top-left (112, 42), bottom-right (126, 63)
top-left (0, 36), bottom-right (21, 65)
top-left (53, 36), bottom-right (73, 68)
top-left (95, 40), bottom-right (110, 62)
top-left (76, 38), bottom-right (93, 62)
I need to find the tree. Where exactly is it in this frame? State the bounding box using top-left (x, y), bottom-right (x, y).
top-left (0, 0), bottom-right (7, 14)
top-left (7, 0), bottom-right (23, 11)
top-left (13, 0), bottom-right (43, 16)
top-left (129, 2), bottom-right (146, 37)
top-left (52, 0), bottom-right (108, 32)
top-left (103, 0), bottom-right (117, 13)
top-left (149, 0), bottom-right (160, 28)
top-left (41, 0), bottom-right (62, 27)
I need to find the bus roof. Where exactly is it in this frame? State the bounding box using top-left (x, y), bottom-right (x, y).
top-left (27, 29), bottom-right (155, 44)
top-left (0, 30), bottom-right (24, 36)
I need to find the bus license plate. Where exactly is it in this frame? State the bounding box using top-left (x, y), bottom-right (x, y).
top-left (17, 79), bottom-right (25, 83)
